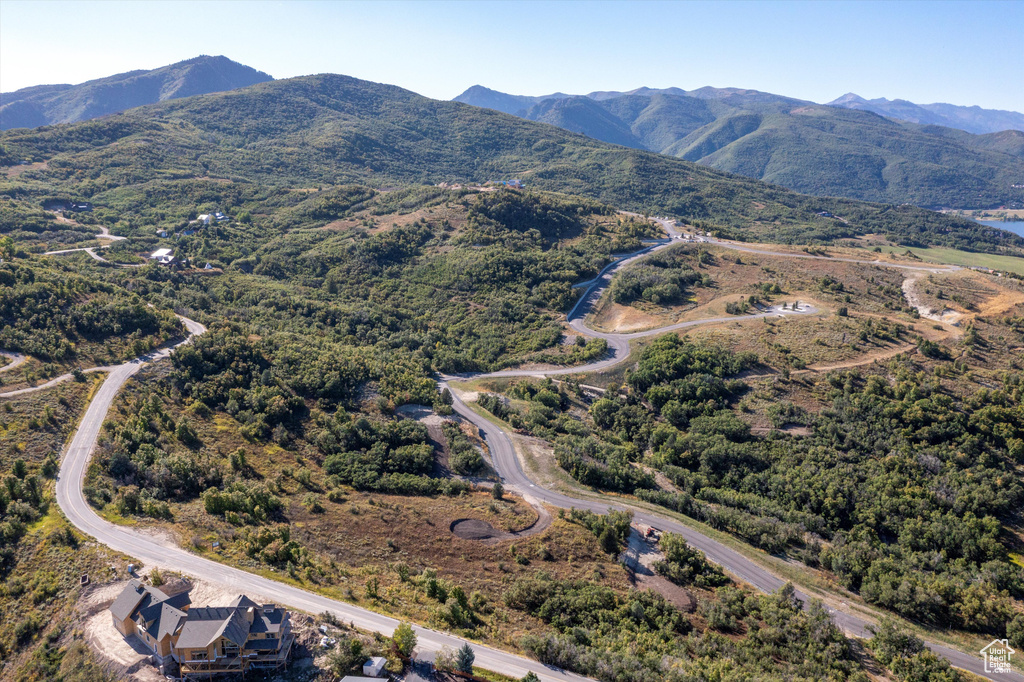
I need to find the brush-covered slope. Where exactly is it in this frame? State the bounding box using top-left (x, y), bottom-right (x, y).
top-left (0, 55), bottom-right (273, 130)
top-left (2, 72), bottom-right (1019, 253)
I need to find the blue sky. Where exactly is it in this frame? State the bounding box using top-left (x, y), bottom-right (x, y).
top-left (2, 0), bottom-right (1021, 111)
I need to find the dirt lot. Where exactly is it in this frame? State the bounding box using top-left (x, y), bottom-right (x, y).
top-left (621, 529), bottom-right (695, 613)
top-left (4, 160), bottom-right (48, 177)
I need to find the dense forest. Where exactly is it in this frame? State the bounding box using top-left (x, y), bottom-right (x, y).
top-left (478, 334), bottom-right (1024, 644)
top-left (0, 260), bottom-right (182, 364)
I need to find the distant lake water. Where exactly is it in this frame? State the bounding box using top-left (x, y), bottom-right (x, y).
top-left (977, 219), bottom-right (1024, 238)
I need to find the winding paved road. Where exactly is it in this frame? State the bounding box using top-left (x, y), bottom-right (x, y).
top-left (40, 221), bottom-right (1017, 680)
top-left (44, 223), bottom-right (142, 267)
top-left (0, 351), bottom-right (27, 374)
top-left (444, 224), bottom-right (1016, 681)
top-left (48, 318), bottom-right (591, 681)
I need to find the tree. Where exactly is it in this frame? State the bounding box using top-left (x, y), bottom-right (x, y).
top-left (328, 637), bottom-right (365, 675)
top-left (434, 647), bottom-right (456, 672)
top-left (1008, 612), bottom-right (1024, 649)
top-left (0, 236), bottom-right (13, 261)
top-left (175, 419), bottom-right (198, 446)
top-left (491, 481), bottom-right (504, 500)
top-left (522, 673), bottom-right (541, 682)
top-left (392, 622), bottom-right (417, 658)
top-left (440, 387), bottom-right (453, 405)
top-left (455, 643), bottom-right (475, 673)
top-left (599, 525), bottom-right (620, 554)
top-left (867, 618), bottom-right (923, 666)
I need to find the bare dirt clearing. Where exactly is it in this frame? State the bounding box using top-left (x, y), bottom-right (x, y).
top-left (621, 529), bottom-right (695, 613)
top-left (4, 160), bottom-right (47, 177)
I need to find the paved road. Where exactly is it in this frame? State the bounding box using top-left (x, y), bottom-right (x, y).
top-left (443, 389), bottom-right (1020, 681)
top-left (51, 317), bottom-right (591, 682)
top-left (0, 351), bottom-right (27, 374)
top-left (48, 223), bottom-right (1015, 680)
top-left (444, 223), bottom-right (1016, 681)
top-left (44, 224), bottom-right (142, 267)
top-left (451, 219), bottom-right (956, 383)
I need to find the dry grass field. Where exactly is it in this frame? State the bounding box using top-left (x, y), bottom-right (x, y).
top-left (587, 243), bottom-right (913, 334)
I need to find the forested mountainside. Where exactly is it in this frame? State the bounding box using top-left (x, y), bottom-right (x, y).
top-left (2, 68), bottom-right (1023, 682)
top-left (3, 72), bottom-right (1020, 254)
top-left (456, 84), bottom-right (1024, 209)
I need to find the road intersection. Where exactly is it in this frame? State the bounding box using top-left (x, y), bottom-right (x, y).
top-left (26, 222), bottom-right (1017, 681)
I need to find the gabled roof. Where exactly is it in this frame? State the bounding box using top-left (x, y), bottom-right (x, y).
top-left (228, 594), bottom-right (258, 609)
top-left (250, 604), bottom-right (288, 635)
top-left (175, 607), bottom-right (251, 649)
top-left (111, 579), bottom-right (192, 641)
top-left (137, 602), bottom-right (188, 641)
top-left (163, 591), bottom-right (192, 610)
top-left (110, 579), bottom-right (173, 622)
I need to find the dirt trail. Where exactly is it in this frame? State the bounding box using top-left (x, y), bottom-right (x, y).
top-left (805, 343), bottom-right (918, 372)
top-left (901, 273), bottom-right (964, 325)
top-left (0, 366), bottom-right (112, 398)
top-left (0, 316), bottom-right (197, 398)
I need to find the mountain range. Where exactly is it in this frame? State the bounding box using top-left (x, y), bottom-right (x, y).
top-left (454, 85), bottom-right (1024, 208)
top-left (0, 55), bottom-right (273, 131)
top-left (3, 54), bottom-right (1021, 210)
top-left (4, 70), bottom-right (1018, 256)
top-left (827, 93), bottom-right (1024, 135)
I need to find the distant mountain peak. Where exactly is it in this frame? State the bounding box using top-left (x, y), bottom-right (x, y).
top-left (453, 85), bottom-right (570, 116)
top-left (827, 93), bottom-right (1024, 134)
top-left (829, 92), bottom-right (868, 105)
top-left (1, 55), bottom-right (273, 130)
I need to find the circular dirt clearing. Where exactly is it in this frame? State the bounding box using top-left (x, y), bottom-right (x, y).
top-left (450, 518), bottom-right (507, 541)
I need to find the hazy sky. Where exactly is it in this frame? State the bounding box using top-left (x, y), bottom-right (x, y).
top-left (2, 0), bottom-right (1022, 111)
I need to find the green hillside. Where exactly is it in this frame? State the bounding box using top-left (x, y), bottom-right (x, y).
top-left (2, 73), bottom-right (1019, 255)
top-left (458, 87), bottom-right (1024, 209)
